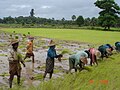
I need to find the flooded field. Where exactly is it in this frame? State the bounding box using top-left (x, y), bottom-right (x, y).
top-left (0, 31), bottom-right (90, 88)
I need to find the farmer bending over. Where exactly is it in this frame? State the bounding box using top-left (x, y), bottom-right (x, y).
top-left (115, 42), bottom-right (120, 52)
top-left (69, 51), bottom-right (88, 73)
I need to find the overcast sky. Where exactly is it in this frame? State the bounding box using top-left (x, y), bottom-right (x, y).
top-left (0, 0), bottom-right (120, 20)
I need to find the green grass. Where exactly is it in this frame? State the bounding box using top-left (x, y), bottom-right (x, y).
top-left (2, 28), bottom-right (120, 45)
top-left (38, 53), bottom-right (120, 90)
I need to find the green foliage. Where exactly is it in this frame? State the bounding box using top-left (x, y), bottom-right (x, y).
top-left (91, 17), bottom-right (98, 26)
top-left (28, 32), bottom-right (30, 35)
top-left (94, 0), bottom-right (120, 30)
top-left (0, 54), bottom-right (6, 56)
top-left (0, 16), bottom-right (120, 28)
top-left (38, 54), bottom-right (120, 90)
top-left (0, 72), bottom-right (9, 77)
top-left (54, 69), bottom-right (61, 74)
top-left (83, 66), bottom-right (93, 72)
top-left (25, 59), bottom-right (32, 62)
top-left (15, 35), bottom-right (19, 39)
top-left (84, 18), bottom-right (91, 26)
top-left (76, 15), bottom-right (84, 27)
top-left (72, 15), bottom-right (76, 21)
top-left (10, 34), bottom-right (12, 37)
top-left (13, 31), bottom-right (16, 33)
top-left (33, 74), bottom-right (43, 80)
top-left (61, 49), bottom-right (71, 55)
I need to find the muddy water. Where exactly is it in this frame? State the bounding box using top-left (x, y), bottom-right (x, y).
top-left (0, 32), bottom-right (90, 88)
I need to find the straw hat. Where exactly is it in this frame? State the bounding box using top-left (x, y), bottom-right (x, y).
top-left (80, 56), bottom-right (87, 64)
top-left (106, 48), bottom-right (112, 54)
top-left (95, 50), bottom-right (101, 58)
top-left (48, 40), bottom-right (56, 46)
top-left (10, 39), bottom-right (19, 45)
top-left (28, 36), bottom-right (34, 40)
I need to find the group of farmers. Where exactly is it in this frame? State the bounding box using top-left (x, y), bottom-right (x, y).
top-left (7, 35), bottom-right (120, 88)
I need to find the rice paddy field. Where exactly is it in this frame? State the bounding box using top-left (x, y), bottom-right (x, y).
top-left (0, 28), bottom-right (120, 90)
top-left (2, 28), bottom-right (120, 45)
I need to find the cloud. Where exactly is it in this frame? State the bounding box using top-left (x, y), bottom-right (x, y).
top-left (6, 4), bottom-right (31, 12)
top-left (6, 8), bottom-right (17, 12)
top-left (41, 5), bottom-right (52, 9)
top-left (0, 0), bottom-right (120, 19)
top-left (11, 5), bottom-right (31, 9)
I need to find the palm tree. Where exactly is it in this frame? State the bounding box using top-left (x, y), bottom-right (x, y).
top-left (72, 15), bottom-right (76, 21)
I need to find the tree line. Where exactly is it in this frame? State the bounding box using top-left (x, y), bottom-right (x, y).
top-left (0, 0), bottom-right (120, 30)
top-left (0, 15), bottom-right (120, 28)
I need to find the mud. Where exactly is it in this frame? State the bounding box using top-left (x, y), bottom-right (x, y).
top-left (0, 32), bottom-right (90, 88)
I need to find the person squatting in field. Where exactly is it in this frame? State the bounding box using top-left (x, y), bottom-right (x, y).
top-left (68, 51), bottom-right (89, 73)
top-left (8, 39), bottom-right (25, 88)
top-left (43, 40), bottom-right (63, 79)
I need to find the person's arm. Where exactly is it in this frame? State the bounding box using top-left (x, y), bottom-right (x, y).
top-left (26, 44), bottom-right (30, 50)
top-left (8, 51), bottom-right (14, 61)
top-left (74, 58), bottom-right (80, 69)
top-left (18, 53), bottom-right (25, 67)
top-left (48, 49), bottom-right (62, 58)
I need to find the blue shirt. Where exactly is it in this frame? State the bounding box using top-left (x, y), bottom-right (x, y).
top-left (47, 47), bottom-right (57, 59)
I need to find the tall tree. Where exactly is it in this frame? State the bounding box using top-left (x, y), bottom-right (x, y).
top-left (116, 17), bottom-right (120, 27)
top-left (94, 0), bottom-right (120, 30)
top-left (90, 17), bottom-right (98, 26)
top-left (30, 9), bottom-right (35, 17)
top-left (76, 15), bottom-right (84, 27)
top-left (0, 18), bottom-right (3, 23)
top-left (84, 17), bottom-right (91, 26)
top-left (3, 16), bottom-right (15, 24)
top-left (61, 17), bottom-right (66, 28)
top-left (72, 15), bottom-right (76, 21)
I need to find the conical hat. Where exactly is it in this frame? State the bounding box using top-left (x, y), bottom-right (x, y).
top-left (10, 39), bottom-right (19, 45)
top-left (48, 40), bottom-right (56, 46)
top-left (95, 50), bottom-right (101, 57)
top-left (28, 36), bottom-right (34, 40)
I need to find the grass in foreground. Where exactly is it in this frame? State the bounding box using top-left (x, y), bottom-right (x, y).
top-left (37, 53), bottom-right (120, 90)
top-left (1, 53), bottom-right (120, 90)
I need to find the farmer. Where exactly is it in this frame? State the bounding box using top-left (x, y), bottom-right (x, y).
top-left (105, 44), bottom-right (114, 55)
top-left (88, 48), bottom-right (101, 66)
top-left (115, 42), bottom-right (120, 52)
top-left (43, 40), bottom-right (63, 79)
top-left (98, 44), bottom-right (112, 59)
top-left (24, 36), bottom-right (34, 70)
top-left (69, 51), bottom-right (88, 73)
top-left (8, 39), bottom-right (25, 88)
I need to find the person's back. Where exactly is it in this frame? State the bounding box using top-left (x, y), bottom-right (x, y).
top-left (115, 42), bottom-right (120, 51)
top-left (24, 38), bottom-right (35, 64)
top-left (69, 51), bottom-right (88, 72)
top-left (27, 41), bottom-right (33, 54)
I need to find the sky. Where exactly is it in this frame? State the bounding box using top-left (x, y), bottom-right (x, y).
top-left (0, 0), bottom-right (120, 20)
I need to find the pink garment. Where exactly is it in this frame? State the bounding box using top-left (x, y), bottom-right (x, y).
top-left (89, 48), bottom-right (96, 62)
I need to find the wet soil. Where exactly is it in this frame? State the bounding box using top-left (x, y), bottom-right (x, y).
top-left (0, 32), bottom-right (90, 88)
